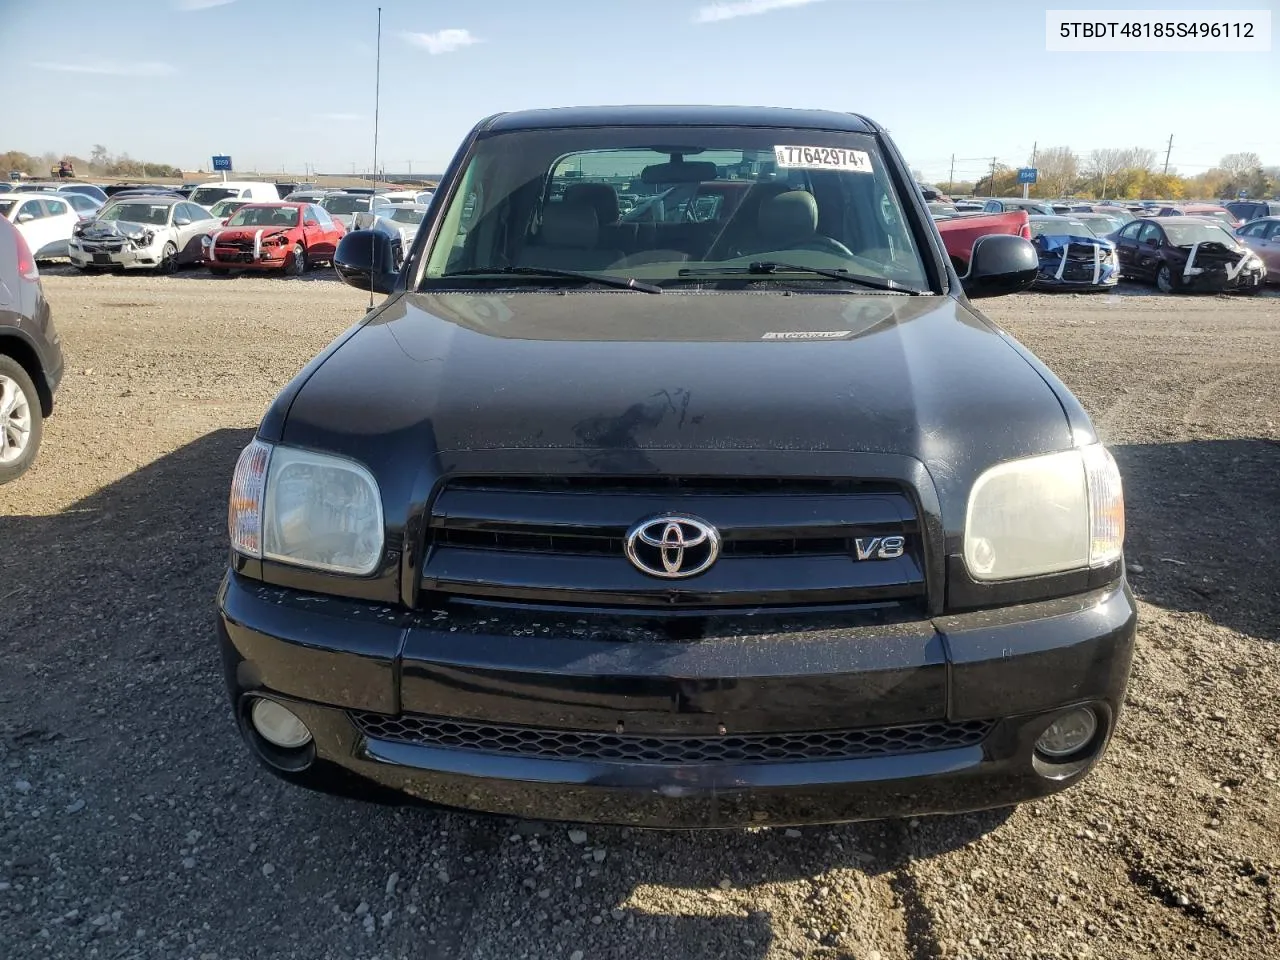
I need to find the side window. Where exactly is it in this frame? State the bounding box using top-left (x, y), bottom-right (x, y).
top-left (45, 198), bottom-right (69, 217)
top-left (1137, 222), bottom-right (1161, 245)
top-left (311, 205), bottom-right (333, 226)
top-left (1240, 221), bottom-right (1268, 238)
top-left (1263, 221), bottom-right (1280, 240)
top-left (19, 200), bottom-right (47, 220)
top-left (180, 203), bottom-right (203, 221)
top-left (1118, 221), bottom-right (1142, 241)
top-left (982, 200), bottom-right (999, 213)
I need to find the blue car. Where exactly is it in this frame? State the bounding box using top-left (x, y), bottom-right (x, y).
top-left (1028, 215), bottom-right (1119, 291)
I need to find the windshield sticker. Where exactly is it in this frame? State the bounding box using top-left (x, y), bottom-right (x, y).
top-left (762, 331), bottom-right (852, 340)
top-left (774, 146), bottom-right (873, 173)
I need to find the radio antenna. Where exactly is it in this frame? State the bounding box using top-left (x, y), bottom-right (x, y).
top-left (368, 6), bottom-right (382, 313)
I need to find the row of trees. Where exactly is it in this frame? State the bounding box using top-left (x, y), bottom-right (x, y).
top-left (933, 149), bottom-right (1277, 201)
top-left (0, 146), bottom-right (183, 180)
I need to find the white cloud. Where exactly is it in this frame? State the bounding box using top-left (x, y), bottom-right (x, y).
top-left (175, 0), bottom-right (236, 10)
top-left (401, 29), bottom-right (481, 55)
top-left (315, 113), bottom-right (364, 122)
top-left (33, 61), bottom-right (177, 77)
top-left (694, 0), bottom-right (834, 23)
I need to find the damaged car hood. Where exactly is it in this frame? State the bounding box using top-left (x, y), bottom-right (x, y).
top-left (278, 291), bottom-right (1079, 510)
top-left (80, 219), bottom-right (159, 240)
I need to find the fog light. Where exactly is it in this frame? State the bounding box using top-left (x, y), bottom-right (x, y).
top-left (250, 698), bottom-right (312, 749)
top-left (1035, 707), bottom-right (1098, 759)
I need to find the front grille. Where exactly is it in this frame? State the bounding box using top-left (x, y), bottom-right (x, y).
top-left (215, 250), bottom-right (254, 262)
top-left (421, 476), bottom-right (926, 608)
top-left (350, 712), bottom-right (993, 764)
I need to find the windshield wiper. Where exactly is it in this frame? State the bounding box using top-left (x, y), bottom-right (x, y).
top-left (443, 266), bottom-right (663, 294)
top-left (678, 261), bottom-right (923, 294)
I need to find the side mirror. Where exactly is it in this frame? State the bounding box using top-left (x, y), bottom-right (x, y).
top-left (16, 213), bottom-right (33, 223)
top-left (333, 229), bottom-right (399, 294)
top-left (960, 234), bottom-right (1039, 299)
top-left (304, 219), bottom-right (319, 227)
top-left (174, 217), bottom-right (191, 226)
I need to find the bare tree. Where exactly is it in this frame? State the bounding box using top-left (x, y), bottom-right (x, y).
top-left (1220, 152), bottom-right (1262, 177)
top-left (1034, 146), bottom-right (1078, 196)
top-left (1118, 147), bottom-right (1157, 172)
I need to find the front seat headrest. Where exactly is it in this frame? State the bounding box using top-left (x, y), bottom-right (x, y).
top-left (563, 183), bottom-right (620, 226)
top-left (757, 190), bottom-right (819, 247)
top-left (541, 202), bottom-right (599, 249)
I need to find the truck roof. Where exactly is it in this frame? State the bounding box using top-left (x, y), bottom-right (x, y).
top-left (482, 105), bottom-right (877, 134)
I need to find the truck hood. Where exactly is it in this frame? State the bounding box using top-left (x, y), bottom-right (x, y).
top-left (280, 290), bottom-right (1076, 515)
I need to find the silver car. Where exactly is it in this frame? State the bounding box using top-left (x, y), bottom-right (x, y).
top-left (68, 197), bottom-right (221, 272)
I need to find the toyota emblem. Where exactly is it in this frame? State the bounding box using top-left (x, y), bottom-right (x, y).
top-left (624, 515), bottom-right (721, 579)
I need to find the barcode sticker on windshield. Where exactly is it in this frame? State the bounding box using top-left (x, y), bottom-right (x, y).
top-left (774, 146), bottom-right (873, 173)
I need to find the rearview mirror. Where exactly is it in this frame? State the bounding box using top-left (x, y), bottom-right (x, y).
top-left (960, 234), bottom-right (1039, 299)
top-left (333, 229), bottom-right (399, 294)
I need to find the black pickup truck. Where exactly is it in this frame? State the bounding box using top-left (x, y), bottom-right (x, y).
top-left (217, 105), bottom-right (1134, 828)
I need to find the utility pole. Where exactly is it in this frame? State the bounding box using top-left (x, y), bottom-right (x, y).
top-left (989, 157), bottom-right (997, 197)
top-left (947, 154), bottom-right (954, 194)
top-left (1163, 134), bottom-right (1173, 175)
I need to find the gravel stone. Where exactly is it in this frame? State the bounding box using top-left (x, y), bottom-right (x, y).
top-left (568, 829), bottom-right (589, 845)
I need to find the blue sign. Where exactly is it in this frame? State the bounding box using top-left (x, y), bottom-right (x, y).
top-left (1017, 167), bottom-right (1038, 185)
top-left (211, 155), bottom-right (233, 172)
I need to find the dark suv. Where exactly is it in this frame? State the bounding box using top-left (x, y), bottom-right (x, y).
top-left (217, 106), bottom-right (1135, 828)
top-left (0, 216), bottom-right (64, 484)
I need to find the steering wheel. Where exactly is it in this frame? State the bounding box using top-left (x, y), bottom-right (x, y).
top-left (793, 235), bottom-right (857, 259)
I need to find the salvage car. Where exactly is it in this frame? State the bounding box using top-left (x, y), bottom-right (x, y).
top-left (1027, 215), bottom-right (1119, 291)
top-left (0, 215), bottom-right (64, 484)
top-left (201, 202), bottom-right (344, 276)
top-left (1071, 212), bottom-right (1129, 238)
top-left (1111, 216), bottom-right (1266, 293)
top-left (1226, 199), bottom-right (1280, 224)
top-left (69, 198), bottom-right (219, 272)
top-left (1235, 217), bottom-right (1280, 284)
top-left (218, 105), bottom-right (1136, 829)
top-left (1149, 203), bottom-right (1239, 229)
top-left (982, 197), bottom-right (1055, 215)
top-left (0, 193), bottom-right (78, 260)
top-left (320, 192), bottom-right (390, 230)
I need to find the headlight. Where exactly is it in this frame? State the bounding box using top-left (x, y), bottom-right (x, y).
top-left (963, 444), bottom-right (1123, 581)
top-left (201, 235), bottom-right (212, 247)
top-left (228, 439), bottom-right (385, 576)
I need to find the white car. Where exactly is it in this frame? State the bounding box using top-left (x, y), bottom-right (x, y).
top-left (354, 200), bottom-right (428, 246)
top-left (0, 192), bottom-right (79, 259)
top-left (68, 197), bottom-right (221, 272)
top-left (319, 192), bottom-right (391, 230)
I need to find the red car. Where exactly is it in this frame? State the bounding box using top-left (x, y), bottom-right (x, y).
top-left (201, 202), bottom-right (344, 276)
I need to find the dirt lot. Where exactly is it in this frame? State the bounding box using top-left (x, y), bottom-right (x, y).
top-left (1, 270), bottom-right (1278, 960)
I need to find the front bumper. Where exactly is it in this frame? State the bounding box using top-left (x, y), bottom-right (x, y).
top-left (205, 250), bottom-right (291, 270)
top-left (68, 240), bottom-right (161, 269)
top-left (217, 573), bottom-right (1137, 827)
top-left (1181, 267), bottom-right (1266, 292)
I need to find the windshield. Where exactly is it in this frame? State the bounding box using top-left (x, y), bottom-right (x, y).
top-left (0, 199), bottom-right (14, 217)
top-left (321, 194), bottom-right (371, 215)
top-left (1029, 218), bottom-right (1089, 238)
top-left (1164, 222), bottom-right (1240, 247)
top-left (422, 126), bottom-right (929, 289)
top-left (98, 202), bottom-right (171, 225)
top-left (1198, 211), bottom-right (1237, 227)
top-left (210, 199), bottom-right (248, 218)
top-left (1074, 215), bottom-right (1123, 237)
top-left (190, 187), bottom-right (238, 206)
top-left (388, 207), bottom-right (425, 225)
top-left (226, 206), bottom-right (299, 228)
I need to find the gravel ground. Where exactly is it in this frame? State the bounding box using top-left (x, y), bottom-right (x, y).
top-left (1, 268), bottom-right (1278, 960)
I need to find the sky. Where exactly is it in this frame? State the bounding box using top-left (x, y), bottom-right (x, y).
top-left (2, 0), bottom-right (1277, 182)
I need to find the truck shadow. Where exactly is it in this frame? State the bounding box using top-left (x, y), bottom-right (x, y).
top-left (0, 431), bottom-right (1274, 958)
